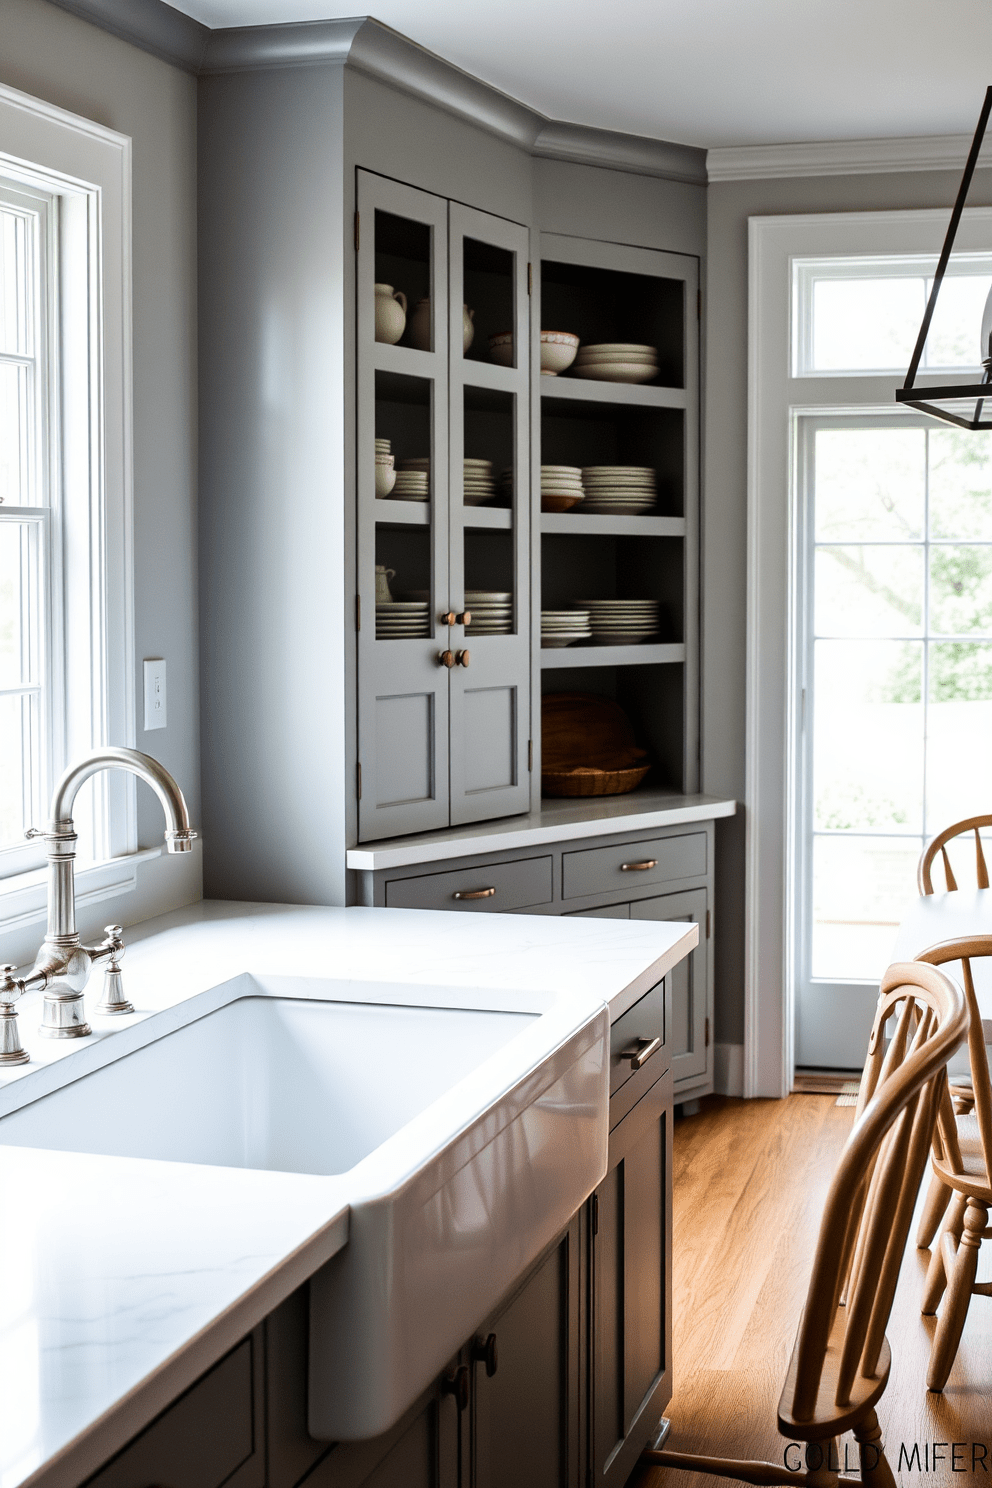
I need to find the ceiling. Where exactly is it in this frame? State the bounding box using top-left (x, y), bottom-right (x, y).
top-left (164, 0), bottom-right (992, 150)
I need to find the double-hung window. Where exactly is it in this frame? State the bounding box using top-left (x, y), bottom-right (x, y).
top-left (1, 177), bottom-right (60, 874)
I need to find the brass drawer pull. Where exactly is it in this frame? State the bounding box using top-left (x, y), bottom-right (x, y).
top-left (620, 859), bottom-right (657, 872)
top-left (453, 887), bottom-right (496, 900)
top-left (619, 1035), bottom-right (662, 1071)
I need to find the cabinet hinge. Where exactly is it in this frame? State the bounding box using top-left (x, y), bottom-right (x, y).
top-left (355, 594), bottom-right (361, 632)
top-left (527, 738), bottom-right (533, 771)
top-left (357, 761), bottom-right (362, 799)
top-left (697, 286), bottom-right (702, 320)
top-left (591, 1191), bottom-right (599, 1236)
top-left (354, 211), bottom-right (360, 252)
top-left (527, 261), bottom-right (533, 296)
top-left (705, 908), bottom-right (711, 938)
top-left (705, 1015), bottom-right (711, 1048)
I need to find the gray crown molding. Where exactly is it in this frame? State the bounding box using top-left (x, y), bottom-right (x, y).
top-left (44, 0), bottom-right (704, 185)
top-left (46, 0), bottom-right (209, 72)
top-left (707, 132), bottom-right (992, 182)
top-left (534, 120), bottom-right (705, 184)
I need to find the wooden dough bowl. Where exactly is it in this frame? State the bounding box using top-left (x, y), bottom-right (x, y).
top-left (541, 692), bottom-right (651, 797)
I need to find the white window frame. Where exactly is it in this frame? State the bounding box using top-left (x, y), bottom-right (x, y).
top-left (746, 206), bottom-right (992, 1097)
top-left (0, 80), bottom-right (136, 935)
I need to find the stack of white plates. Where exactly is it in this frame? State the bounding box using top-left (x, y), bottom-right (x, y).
top-left (392, 460), bottom-right (430, 502)
top-left (465, 590), bottom-right (513, 636)
top-left (578, 599), bottom-right (661, 646)
top-left (580, 466), bottom-right (657, 515)
top-left (376, 601), bottom-right (430, 639)
top-left (541, 465), bottom-right (584, 513)
top-left (541, 609), bottom-right (591, 648)
top-left (463, 458), bottom-right (498, 506)
top-left (375, 438), bottom-right (392, 455)
top-left (572, 344), bottom-right (658, 384)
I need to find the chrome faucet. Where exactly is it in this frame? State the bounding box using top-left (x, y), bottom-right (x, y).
top-left (0, 748), bottom-right (196, 1065)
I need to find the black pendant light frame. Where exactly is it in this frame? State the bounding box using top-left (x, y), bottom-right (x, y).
top-left (896, 85), bottom-right (992, 430)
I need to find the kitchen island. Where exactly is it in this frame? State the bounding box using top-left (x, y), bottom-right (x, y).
top-left (0, 901), bottom-right (695, 1488)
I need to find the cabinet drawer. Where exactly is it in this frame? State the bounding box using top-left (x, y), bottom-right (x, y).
top-left (609, 979), bottom-right (666, 1099)
top-left (86, 1338), bottom-right (257, 1488)
top-left (385, 856), bottom-right (553, 912)
top-left (562, 833), bottom-right (706, 901)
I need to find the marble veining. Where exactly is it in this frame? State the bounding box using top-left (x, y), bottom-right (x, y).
top-left (0, 900), bottom-right (695, 1488)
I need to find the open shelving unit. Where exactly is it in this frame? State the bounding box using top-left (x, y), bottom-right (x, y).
top-left (535, 233), bottom-right (699, 799)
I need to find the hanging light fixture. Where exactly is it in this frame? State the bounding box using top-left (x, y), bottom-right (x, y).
top-left (897, 85), bottom-right (992, 429)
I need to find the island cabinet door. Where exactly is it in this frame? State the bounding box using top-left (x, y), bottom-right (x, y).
top-left (356, 168), bottom-right (452, 841)
top-left (630, 888), bottom-right (709, 1089)
top-left (589, 1068), bottom-right (673, 1488)
top-left (301, 1374), bottom-right (460, 1488)
top-left (470, 1219), bottom-right (581, 1488)
top-left (447, 201), bottom-right (531, 826)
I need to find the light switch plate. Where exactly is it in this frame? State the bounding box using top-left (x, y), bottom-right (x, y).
top-left (143, 658), bottom-right (167, 731)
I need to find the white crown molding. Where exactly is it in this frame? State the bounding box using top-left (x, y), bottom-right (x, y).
top-left (45, 1), bottom-right (707, 185)
top-left (707, 132), bottom-right (992, 183)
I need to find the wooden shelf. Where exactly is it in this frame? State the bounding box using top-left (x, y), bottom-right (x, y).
top-left (540, 642), bottom-right (685, 669)
top-left (541, 513), bottom-right (685, 538)
top-left (463, 506), bottom-right (512, 529)
top-left (540, 379), bottom-right (686, 410)
top-left (373, 498), bottom-right (430, 526)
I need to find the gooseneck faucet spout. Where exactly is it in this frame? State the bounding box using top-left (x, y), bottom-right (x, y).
top-left (0, 748), bottom-right (197, 1059)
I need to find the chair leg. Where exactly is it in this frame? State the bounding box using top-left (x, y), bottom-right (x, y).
top-left (854, 1410), bottom-right (896, 1488)
top-left (916, 1172), bottom-right (952, 1249)
top-left (926, 1197), bottom-right (988, 1392)
top-left (921, 1192), bottom-right (966, 1314)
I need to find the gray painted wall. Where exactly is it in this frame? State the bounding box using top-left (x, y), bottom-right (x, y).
top-left (704, 165), bottom-right (992, 1045)
top-left (1, 0), bottom-right (201, 952)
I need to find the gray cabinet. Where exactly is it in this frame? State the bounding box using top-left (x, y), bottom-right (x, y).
top-left (357, 170), bottom-right (531, 841)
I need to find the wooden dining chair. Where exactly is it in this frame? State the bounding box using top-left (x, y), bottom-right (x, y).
top-left (911, 933), bottom-right (992, 1392)
top-left (914, 818), bottom-right (992, 1248)
top-left (639, 961), bottom-right (966, 1487)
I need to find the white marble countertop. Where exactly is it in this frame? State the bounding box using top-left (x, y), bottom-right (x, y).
top-left (0, 899), bottom-right (695, 1488)
top-left (346, 791), bottom-right (738, 870)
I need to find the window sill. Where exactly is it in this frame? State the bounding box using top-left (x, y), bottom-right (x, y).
top-left (0, 847), bottom-right (164, 936)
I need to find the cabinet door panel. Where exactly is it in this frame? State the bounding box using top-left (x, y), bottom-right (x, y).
top-left (630, 887), bottom-right (708, 1088)
top-left (357, 170), bottom-right (450, 841)
top-left (448, 201), bottom-right (531, 825)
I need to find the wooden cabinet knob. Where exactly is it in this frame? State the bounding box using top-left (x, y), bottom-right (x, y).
top-left (455, 649), bottom-right (470, 667)
top-left (456, 610), bottom-right (472, 626)
top-left (438, 650), bottom-right (455, 668)
top-left (440, 611), bottom-right (456, 626)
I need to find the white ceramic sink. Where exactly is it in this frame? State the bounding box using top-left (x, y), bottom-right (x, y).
top-left (0, 971), bottom-right (609, 1441)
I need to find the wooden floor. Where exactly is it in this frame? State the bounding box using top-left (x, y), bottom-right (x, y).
top-left (634, 1095), bottom-right (992, 1488)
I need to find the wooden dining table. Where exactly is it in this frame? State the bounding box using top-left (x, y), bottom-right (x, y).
top-left (892, 889), bottom-right (992, 1058)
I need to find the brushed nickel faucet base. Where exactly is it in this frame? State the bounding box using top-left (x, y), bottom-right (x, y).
top-left (0, 976), bottom-right (30, 1064)
top-left (39, 994), bottom-right (92, 1039)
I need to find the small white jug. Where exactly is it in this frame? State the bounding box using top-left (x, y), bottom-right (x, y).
top-left (374, 285), bottom-right (407, 345)
top-left (375, 565), bottom-right (396, 603)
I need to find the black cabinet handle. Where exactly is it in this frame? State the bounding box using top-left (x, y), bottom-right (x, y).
top-left (473, 1332), bottom-right (498, 1377)
top-left (444, 1365), bottom-right (470, 1411)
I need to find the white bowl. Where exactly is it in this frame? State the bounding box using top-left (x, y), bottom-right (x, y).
top-left (489, 332), bottom-right (514, 367)
top-left (540, 331), bottom-right (579, 376)
top-left (375, 464), bottom-right (397, 498)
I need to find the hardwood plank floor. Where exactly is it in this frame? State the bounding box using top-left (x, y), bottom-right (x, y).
top-left (635, 1095), bottom-right (992, 1488)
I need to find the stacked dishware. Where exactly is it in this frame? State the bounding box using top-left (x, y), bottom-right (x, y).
top-left (375, 438), bottom-right (396, 498)
top-left (572, 344), bottom-right (658, 384)
top-left (541, 610), bottom-right (592, 648)
top-left (579, 598), bottom-right (661, 645)
top-left (376, 600), bottom-right (430, 639)
top-left (394, 457), bottom-right (430, 502)
top-left (463, 458), bottom-right (498, 506)
top-left (580, 466), bottom-right (657, 515)
top-left (464, 590), bottom-right (512, 636)
top-left (540, 465), bottom-right (585, 513)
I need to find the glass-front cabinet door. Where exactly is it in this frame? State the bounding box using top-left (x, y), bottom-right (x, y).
top-left (356, 171), bottom-right (531, 841)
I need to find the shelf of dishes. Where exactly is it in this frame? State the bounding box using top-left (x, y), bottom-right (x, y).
top-left (374, 571), bottom-right (514, 640)
top-left (540, 513), bottom-right (684, 538)
top-left (540, 642), bottom-right (686, 670)
top-left (375, 440), bottom-right (511, 509)
top-left (541, 600), bottom-right (666, 649)
top-left (539, 465), bottom-right (659, 516)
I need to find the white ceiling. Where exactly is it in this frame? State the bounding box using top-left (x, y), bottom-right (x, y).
top-left (167, 0), bottom-right (992, 150)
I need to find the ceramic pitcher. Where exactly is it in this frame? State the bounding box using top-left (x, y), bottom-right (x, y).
top-left (462, 304), bottom-right (475, 353)
top-left (374, 285), bottom-right (407, 345)
top-left (375, 566), bottom-right (396, 603)
top-left (407, 298), bottom-right (432, 351)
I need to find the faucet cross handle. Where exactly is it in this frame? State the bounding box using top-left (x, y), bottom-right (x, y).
top-left (94, 927), bottom-right (134, 1017)
top-left (0, 966), bottom-right (30, 1067)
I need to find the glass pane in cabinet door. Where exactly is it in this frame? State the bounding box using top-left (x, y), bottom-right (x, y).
top-left (374, 210), bottom-right (432, 352)
top-left (461, 237), bottom-right (515, 366)
top-left (464, 530), bottom-right (515, 639)
top-left (462, 386), bottom-right (514, 512)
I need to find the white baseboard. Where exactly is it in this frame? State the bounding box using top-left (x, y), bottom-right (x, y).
top-left (714, 1042), bottom-right (744, 1098)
